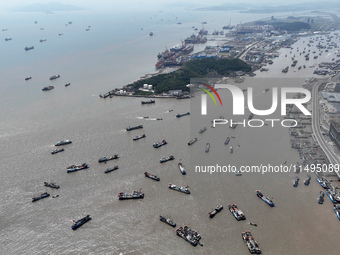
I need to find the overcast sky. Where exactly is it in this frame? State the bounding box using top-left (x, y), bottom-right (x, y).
top-left (1, 0), bottom-right (339, 11)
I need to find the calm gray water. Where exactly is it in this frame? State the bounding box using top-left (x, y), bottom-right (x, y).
top-left (0, 8), bottom-right (339, 255)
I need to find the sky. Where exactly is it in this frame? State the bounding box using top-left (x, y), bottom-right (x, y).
top-left (1, 0), bottom-right (340, 11)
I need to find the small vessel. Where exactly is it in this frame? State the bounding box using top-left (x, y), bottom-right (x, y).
top-left (141, 100), bottom-right (155, 104)
top-left (5, 38), bottom-right (12, 41)
top-left (25, 46), bottom-right (34, 51)
top-left (209, 204), bottom-right (223, 218)
top-left (293, 176), bottom-right (300, 187)
top-left (65, 83), bottom-right (71, 87)
top-left (55, 140), bottom-right (72, 146)
top-left (98, 154), bottom-right (119, 163)
top-left (249, 222), bottom-right (257, 227)
top-left (49, 74), bottom-right (60, 80)
top-left (256, 190), bottom-right (274, 207)
top-left (230, 123), bottom-right (238, 129)
top-left (241, 231), bottom-right (261, 254)
top-left (248, 113), bottom-right (254, 120)
top-left (265, 88), bottom-right (269, 92)
top-left (333, 204), bottom-right (340, 221)
top-left (316, 177), bottom-right (329, 189)
top-left (326, 190), bottom-right (340, 203)
top-left (104, 165), bottom-right (119, 174)
top-left (67, 163), bottom-right (88, 173)
top-left (44, 182), bottom-right (60, 189)
top-left (318, 191), bottom-right (325, 204)
top-left (176, 226), bottom-right (202, 247)
top-left (71, 215), bottom-right (91, 230)
top-left (160, 155), bottom-right (174, 163)
top-left (178, 162), bottom-right (186, 175)
top-left (230, 145), bottom-right (233, 153)
top-left (25, 77), bottom-right (32, 80)
top-left (32, 192), bottom-right (50, 202)
top-left (51, 148), bottom-right (64, 154)
top-left (118, 189), bottom-right (144, 200)
top-left (144, 171), bottom-right (160, 181)
top-left (303, 175), bottom-right (311, 185)
top-left (188, 138), bottom-right (198, 145)
top-left (176, 112), bottom-right (190, 118)
top-left (126, 125), bottom-right (143, 131)
top-left (42, 86), bottom-right (54, 91)
top-left (133, 134), bottom-right (146, 140)
top-left (205, 143), bottom-right (210, 153)
top-left (224, 137), bottom-right (230, 145)
top-left (153, 139), bottom-right (167, 148)
top-left (168, 183), bottom-right (190, 194)
top-left (149, 32), bottom-right (153, 36)
top-left (39, 39), bottom-right (46, 42)
top-left (159, 215), bottom-right (176, 227)
top-left (233, 168), bottom-right (242, 176)
top-left (199, 127), bottom-right (207, 134)
top-left (228, 204), bottom-right (246, 221)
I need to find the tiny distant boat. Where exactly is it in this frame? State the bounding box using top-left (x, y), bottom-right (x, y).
top-left (199, 127), bottom-right (207, 134)
top-left (168, 183), bottom-right (190, 194)
top-left (25, 46), bottom-right (34, 51)
top-left (126, 125), bottom-right (143, 131)
top-left (316, 177), bottom-right (329, 189)
top-left (249, 222), bottom-right (257, 226)
top-left (67, 163), bottom-right (88, 173)
top-left (205, 143), bottom-right (210, 153)
top-left (118, 189), bottom-right (144, 200)
top-left (265, 88), bottom-right (269, 92)
top-left (39, 39), bottom-right (47, 42)
top-left (44, 182), bottom-right (60, 189)
top-left (224, 137), bottom-right (230, 145)
top-left (149, 32), bottom-right (153, 36)
top-left (256, 190), bottom-right (274, 207)
top-left (242, 231), bottom-right (261, 254)
top-left (144, 171), bottom-right (160, 181)
top-left (104, 165), bottom-right (119, 174)
top-left (42, 86), bottom-right (54, 91)
top-left (160, 155), bottom-right (174, 163)
top-left (303, 174), bottom-right (311, 185)
top-left (133, 134), bottom-right (146, 140)
top-left (71, 215), bottom-right (91, 230)
top-left (159, 215), bottom-right (176, 227)
top-left (230, 123), bottom-right (237, 129)
top-left (228, 204), bottom-right (246, 221)
top-left (318, 191), bottom-right (325, 204)
top-left (51, 148), bottom-right (64, 154)
top-left (326, 190), bottom-right (340, 203)
top-left (98, 154), bottom-right (119, 163)
top-left (25, 77), bottom-right (32, 80)
top-left (333, 204), bottom-right (340, 221)
top-left (176, 112), bottom-right (190, 118)
top-left (32, 192), bottom-right (50, 202)
top-left (49, 74), bottom-right (60, 80)
top-left (5, 38), bottom-right (12, 41)
top-left (209, 204), bottom-right (223, 218)
top-left (65, 83), bottom-right (71, 87)
top-left (141, 100), bottom-right (155, 104)
top-left (55, 140), bottom-right (72, 146)
top-left (233, 168), bottom-right (242, 176)
top-left (230, 145), bottom-right (233, 153)
top-left (248, 113), bottom-right (254, 120)
top-left (293, 176), bottom-right (300, 187)
top-left (153, 139), bottom-right (167, 148)
top-left (178, 162), bottom-right (186, 175)
top-left (188, 138), bottom-right (197, 145)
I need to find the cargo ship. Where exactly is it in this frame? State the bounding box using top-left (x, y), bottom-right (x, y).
top-left (241, 231), bottom-right (262, 254)
top-left (67, 163), bottom-right (88, 173)
top-left (160, 155), bottom-right (174, 163)
top-left (71, 215), bottom-right (91, 230)
top-left (126, 125), bottom-right (143, 131)
top-left (118, 189), bottom-right (144, 200)
top-left (178, 162), bottom-right (186, 175)
top-left (133, 134), bottom-right (146, 140)
top-left (25, 46), bottom-right (34, 51)
top-left (209, 204), bottom-right (223, 218)
top-left (98, 154), bottom-right (119, 163)
top-left (32, 192), bottom-right (50, 202)
top-left (176, 226), bottom-right (202, 246)
top-left (51, 148), bottom-right (64, 154)
top-left (228, 204), bottom-right (246, 221)
top-left (55, 140), bottom-right (72, 146)
top-left (144, 171), bottom-right (160, 181)
top-left (141, 100), bottom-right (155, 104)
top-left (25, 77), bottom-right (32, 80)
top-left (168, 183), bottom-right (190, 194)
top-left (49, 74), bottom-right (60, 80)
top-left (104, 165), bottom-right (119, 174)
top-left (42, 86), bottom-right (54, 91)
top-left (188, 138), bottom-right (198, 145)
top-left (176, 112), bottom-right (190, 118)
top-left (153, 139), bottom-right (167, 148)
top-left (256, 190), bottom-right (274, 207)
top-left (160, 215), bottom-right (176, 227)
top-left (44, 182), bottom-right (60, 189)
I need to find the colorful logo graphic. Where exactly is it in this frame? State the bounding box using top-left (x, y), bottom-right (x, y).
top-left (199, 83), bottom-right (223, 106)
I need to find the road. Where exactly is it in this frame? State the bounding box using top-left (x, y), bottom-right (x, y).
top-left (311, 79), bottom-right (340, 179)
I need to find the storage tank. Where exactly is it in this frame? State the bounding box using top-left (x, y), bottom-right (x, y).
top-left (143, 84), bottom-right (148, 89)
top-left (119, 90), bottom-right (124, 94)
top-left (148, 85), bottom-right (153, 90)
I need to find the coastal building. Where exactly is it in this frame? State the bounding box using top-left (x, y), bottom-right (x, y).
top-left (329, 118), bottom-right (340, 150)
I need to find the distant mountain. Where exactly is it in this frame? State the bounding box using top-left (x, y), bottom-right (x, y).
top-left (11, 2), bottom-right (85, 12)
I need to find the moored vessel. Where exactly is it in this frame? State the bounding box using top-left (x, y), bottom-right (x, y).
top-left (44, 182), bottom-right (60, 189)
top-left (141, 100), bottom-right (155, 104)
top-left (104, 165), bottom-right (119, 174)
top-left (209, 204), bottom-right (223, 218)
top-left (241, 230), bottom-right (262, 254)
top-left (256, 190), bottom-right (274, 207)
top-left (32, 192), bottom-right (50, 202)
top-left (55, 140), bottom-right (72, 146)
top-left (67, 163), bottom-right (88, 173)
top-left (160, 215), bottom-right (176, 227)
top-left (318, 191), bottom-right (325, 204)
top-left (333, 204), bottom-right (340, 221)
top-left (71, 215), bottom-right (91, 230)
top-left (98, 154), bottom-right (119, 163)
top-left (118, 189), bottom-right (144, 200)
top-left (176, 226), bottom-right (202, 246)
top-left (188, 138), bottom-right (198, 145)
top-left (144, 171), bottom-right (160, 181)
top-left (160, 155), bottom-right (174, 163)
top-left (153, 139), bottom-right (167, 148)
top-left (304, 174), bottom-right (311, 185)
top-left (178, 162), bottom-right (186, 175)
top-left (168, 183), bottom-right (190, 194)
top-left (126, 125), bottom-right (143, 131)
top-left (228, 204), bottom-right (246, 221)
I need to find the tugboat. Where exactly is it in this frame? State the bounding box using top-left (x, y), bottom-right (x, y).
top-left (133, 134), bottom-right (146, 140)
top-left (168, 183), bottom-right (190, 194)
top-left (176, 226), bottom-right (202, 247)
top-left (318, 191), bottom-right (325, 204)
top-left (144, 171), bottom-right (160, 181)
top-left (228, 204), bottom-right (246, 221)
top-left (159, 215), bottom-right (176, 227)
top-left (32, 192), bottom-right (50, 202)
top-left (51, 148), bottom-right (64, 154)
top-left (230, 145), bottom-right (233, 153)
top-left (209, 204), bottom-right (223, 218)
top-left (55, 140), bottom-right (72, 146)
top-left (293, 176), bottom-right (300, 187)
top-left (104, 165), bottom-right (119, 174)
top-left (98, 154), bottom-right (119, 163)
top-left (333, 204), bottom-right (340, 220)
top-left (44, 182), bottom-right (60, 189)
top-left (178, 162), bottom-right (186, 175)
top-left (224, 137), bottom-right (230, 145)
top-left (316, 177), bottom-right (329, 189)
top-left (126, 125), bottom-right (143, 131)
top-left (118, 189), bottom-right (144, 200)
top-left (304, 174), bottom-right (311, 185)
top-left (199, 127), bottom-right (207, 134)
top-left (205, 143), bottom-right (210, 153)
top-left (71, 215), bottom-right (91, 230)
top-left (188, 138), bottom-right (198, 145)
top-left (141, 100), bottom-right (155, 104)
top-left (67, 163), bottom-right (88, 173)
top-left (153, 139), bottom-right (167, 148)
top-left (176, 112), bottom-right (190, 118)
top-left (241, 231), bottom-right (262, 254)
top-left (160, 155), bottom-right (174, 163)
top-left (49, 74), bottom-right (60, 80)
top-left (255, 190), bottom-right (275, 207)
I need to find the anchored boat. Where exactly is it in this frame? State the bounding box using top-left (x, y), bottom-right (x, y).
top-left (209, 204), bottom-right (223, 218)
top-left (71, 215), bottom-right (91, 230)
top-left (256, 190), bottom-right (274, 207)
top-left (144, 172), bottom-right (160, 181)
top-left (228, 204), bottom-right (246, 221)
top-left (178, 162), bottom-right (186, 175)
top-left (159, 215), bottom-right (176, 227)
top-left (168, 183), bottom-right (190, 194)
